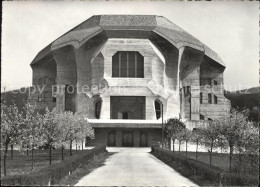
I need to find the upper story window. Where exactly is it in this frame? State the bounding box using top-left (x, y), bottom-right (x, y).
top-left (154, 100), bottom-right (162, 120)
top-left (208, 93), bottom-right (212, 104)
top-left (214, 95), bottom-right (218, 104)
top-left (112, 51), bottom-right (144, 78)
top-left (95, 100), bottom-right (102, 119)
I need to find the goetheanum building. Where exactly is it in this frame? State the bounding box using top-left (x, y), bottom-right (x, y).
top-left (30, 15), bottom-right (230, 147)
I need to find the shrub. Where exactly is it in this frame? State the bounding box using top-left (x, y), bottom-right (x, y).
top-left (151, 146), bottom-right (258, 186)
top-left (1, 145), bottom-right (106, 186)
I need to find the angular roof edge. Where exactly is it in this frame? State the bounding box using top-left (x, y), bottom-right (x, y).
top-left (30, 15), bottom-right (225, 67)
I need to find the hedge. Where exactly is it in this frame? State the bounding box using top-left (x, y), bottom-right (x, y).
top-left (1, 145), bottom-right (106, 186)
top-left (151, 146), bottom-right (258, 186)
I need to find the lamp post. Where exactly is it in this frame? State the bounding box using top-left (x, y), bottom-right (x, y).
top-left (161, 103), bottom-right (164, 149)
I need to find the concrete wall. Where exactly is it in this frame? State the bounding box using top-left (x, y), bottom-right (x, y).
top-left (179, 47), bottom-right (204, 120)
top-left (31, 57), bottom-right (57, 112)
top-left (95, 38), bottom-right (173, 120)
top-left (32, 36), bottom-right (229, 122)
top-left (199, 57), bottom-right (231, 120)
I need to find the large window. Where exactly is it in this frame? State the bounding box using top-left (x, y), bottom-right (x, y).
top-left (112, 51), bottom-right (144, 78)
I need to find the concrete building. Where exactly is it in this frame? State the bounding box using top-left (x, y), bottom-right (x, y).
top-left (30, 15), bottom-right (230, 147)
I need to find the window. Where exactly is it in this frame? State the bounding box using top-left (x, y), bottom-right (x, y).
top-left (208, 93), bottom-right (212, 104)
top-left (184, 86), bottom-right (191, 96)
top-left (53, 97), bottom-right (56, 102)
top-left (154, 100), bottom-right (162, 120)
top-left (200, 114), bottom-right (205, 120)
top-left (213, 80), bottom-right (217, 85)
top-left (208, 118), bottom-right (213, 121)
top-left (200, 93), bottom-right (203, 104)
top-left (95, 100), bottom-right (102, 119)
top-left (112, 51), bottom-right (144, 78)
top-left (214, 95), bottom-right (218, 104)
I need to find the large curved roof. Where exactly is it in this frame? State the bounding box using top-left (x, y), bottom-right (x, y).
top-left (31, 15), bottom-right (225, 67)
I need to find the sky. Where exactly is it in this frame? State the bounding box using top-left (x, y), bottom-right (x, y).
top-left (2, 1), bottom-right (259, 91)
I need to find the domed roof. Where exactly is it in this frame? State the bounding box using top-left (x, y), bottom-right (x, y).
top-left (31, 15), bottom-right (224, 67)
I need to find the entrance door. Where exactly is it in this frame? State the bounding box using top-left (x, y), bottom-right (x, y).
top-left (140, 132), bottom-right (148, 147)
top-left (122, 132), bottom-right (133, 147)
top-left (108, 131), bottom-right (116, 146)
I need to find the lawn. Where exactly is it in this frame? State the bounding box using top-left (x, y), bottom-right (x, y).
top-left (1, 148), bottom-right (88, 177)
top-left (176, 151), bottom-right (258, 176)
top-left (177, 151), bottom-right (231, 171)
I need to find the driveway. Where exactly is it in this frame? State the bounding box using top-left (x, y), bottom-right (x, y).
top-left (75, 147), bottom-right (198, 186)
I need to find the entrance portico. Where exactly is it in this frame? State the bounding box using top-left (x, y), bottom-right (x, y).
top-left (87, 119), bottom-right (162, 147)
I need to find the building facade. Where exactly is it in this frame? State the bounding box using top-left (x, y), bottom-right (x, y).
top-left (30, 15), bottom-right (230, 147)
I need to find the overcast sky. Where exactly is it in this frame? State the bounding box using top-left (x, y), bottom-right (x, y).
top-left (2, 1), bottom-right (259, 91)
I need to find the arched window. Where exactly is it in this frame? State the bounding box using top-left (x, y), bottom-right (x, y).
top-left (154, 100), bottom-right (162, 120)
top-left (112, 51), bottom-right (144, 78)
top-left (95, 100), bottom-right (102, 119)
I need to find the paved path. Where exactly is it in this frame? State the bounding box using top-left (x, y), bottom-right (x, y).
top-left (75, 148), bottom-right (198, 186)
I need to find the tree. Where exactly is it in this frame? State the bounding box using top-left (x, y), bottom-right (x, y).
top-left (219, 108), bottom-right (253, 171)
top-left (57, 112), bottom-right (94, 159)
top-left (164, 118), bottom-right (185, 152)
top-left (1, 102), bottom-right (24, 176)
top-left (202, 120), bottom-right (220, 166)
top-left (176, 129), bottom-right (186, 153)
top-left (191, 128), bottom-right (203, 160)
top-left (23, 101), bottom-right (44, 170)
top-left (56, 111), bottom-right (74, 160)
top-left (69, 113), bottom-right (94, 155)
top-left (183, 128), bottom-right (192, 156)
top-left (42, 108), bottom-right (61, 165)
top-left (234, 122), bottom-right (259, 174)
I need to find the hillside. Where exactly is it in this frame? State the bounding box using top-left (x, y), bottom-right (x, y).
top-left (224, 87), bottom-right (259, 122)
top-left (1, 87), bottom-right (31, 112)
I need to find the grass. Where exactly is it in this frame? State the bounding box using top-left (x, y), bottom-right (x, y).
top-left (177, 151), bottom-right (231, 171)
top-left (152, 148), bottom-right (259, 186)
top-left (59, 152), bottom-right (113, 186)
top-left (1, 148), bottom-right (88, 177)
